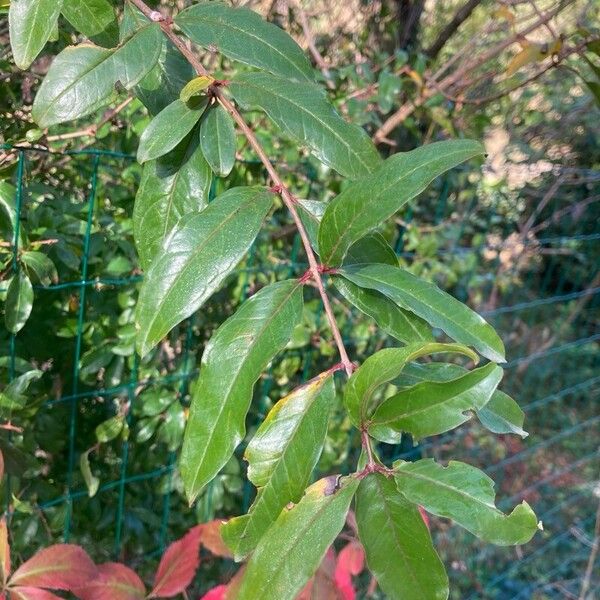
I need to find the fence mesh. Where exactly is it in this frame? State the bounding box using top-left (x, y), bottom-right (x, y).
top-left (1, 144), bottom-right (598, 598)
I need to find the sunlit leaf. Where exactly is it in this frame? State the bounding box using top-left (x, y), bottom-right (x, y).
top-left (370, 362), bottom-right (503, 441)
top-left (236, 476), bottom-right (360, 600)
top-left (230, 72), bottom-right (381, 179)
top-left (222, 373), bottom-right (334, 560)
top-left (175, 2), bottom-right (314, 81)
top-left (135, 187), bottom-right (274, 357)
top-left (200, 104), bottom-right (236, 177)
top-left (9, 0), bottom-right (63, 69)
top-left (394, 459), bottom-right (540, 545)
top-left (318, 140), bottom-right (484, 266)
top-left (341, 264), bottom-right (505, 363)
top-left (5, 270), bottom-right (33, 334)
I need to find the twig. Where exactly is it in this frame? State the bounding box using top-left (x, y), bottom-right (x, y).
top-left (127, 0), bottom-right (354, 376)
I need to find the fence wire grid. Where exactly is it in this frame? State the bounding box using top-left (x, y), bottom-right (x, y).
top-left (1, 144), bottom-right (599, 599)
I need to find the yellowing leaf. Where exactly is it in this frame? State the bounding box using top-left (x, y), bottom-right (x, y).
top-left (180, 75), bottom-right (214, 102)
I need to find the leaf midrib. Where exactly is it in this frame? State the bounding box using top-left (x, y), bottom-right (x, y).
top-left (323, 146), bottom-right (477, 263)
top-left (234, 76), bottom-right (374, 175)
top-left (186, 282), bottom-right (301, 494)
top-left (178, 9), bottom-right (310, 80)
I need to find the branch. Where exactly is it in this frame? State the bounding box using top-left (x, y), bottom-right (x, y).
top-left (424, 0), bottom-right (485, 59)
top-left (127, 0), bottom-right (354, 376)
top-left (373, 1), bottom-right (572, 143)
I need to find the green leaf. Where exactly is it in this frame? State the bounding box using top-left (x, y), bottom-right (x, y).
top-left (80, 448), bottom-right (99, 497)
top-left (95, 415), bottom-right (124, 443)
top-left (343, 232), bottom-right (398, 266)
top-left (21, 251), bottom-right (57, 287)
top-left (334, 278), bottom-right (432, 344)
top-left (175, 2), bottom-right (314, 82)
top-left (180, 75), bottom-right (214, 103)
top-left (222, 372), bottom-right (334, 560)
top-left (318, 140), bottom-right (484, 266)
top-left (0, 181), bottom-right (20, 243)
top-left (32, 24), bottom-right (162, 128)
top-left (9, 0), bottom-right (63, 69)
top-left (296, 199), bottom-right (325, 251)
top-left (133, 130), bottom-right (212, 270)
top-left (121, 3), bottom-right (194, 115)
top-left (477, 389), bottom-right (527, 438)
top-left (229, 72), bottom-right (381, 180)
top-left (370, 362), bottom-right (503, 441)
top-left (61, 0), bottom-right (119, 47)
top-left (341, 264), bottom-right (505, 363)
top-left (0, 369), bottom-right (42, 411)
top-left (393, 362), bottom-right (527, 438)
top-left (5, 271), bottom-right (33, 334)
top-left (344, 342), bottom-right (478, 431)
top-left (394, 459), bottom-right (540, 545)
top-left (356, 473), bottom-right (448, 600)
top-left (135, 186), bottom-right (274, 357)
top-left (236, 475), bottom-right (360, 600)
top-left (180, 280), bottom-right (303, 503)
top-left (199, 104), bottom-right (236, 177)
top-left (137, 98), bottom-right (208, 164)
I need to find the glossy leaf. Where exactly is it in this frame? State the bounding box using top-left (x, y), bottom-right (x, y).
top-left (334, 278), bottom-right (432, 344)
top-left (21, 251), bottom-right (57, 287)
top-left (356, 473), bottom-right (448, 600)
top-left (133, 130), bottom-right (212, 270)
top-left (5, 271), bottom-right (33, 334)
top-left (80, 448), bottom-right (99, 498)
top-left (75, 562), bottom-right (146, 600)
top-left (121, 4), bottom-right (194, 115)
top-left (394, 362), bottom-right (527, 437)
top-left (236, 476), bottom-right (360, 600)
top-left (343, 233), bottom-right (398, 267)
top-left (175, 2), bottom-right (313, 82)
top-left (135, 187), bottom-right (274, 357)
top-left (149, 525), bottom-right (202, 598)
top-left (0, 369), bottom-right (42, 411)
top-left (0, 181), bottom-right (20, 242)
top-left (9, 0), bottom-right (63, 69)
top-left (10, 544), bottom-right (97, 589)
top-left (32, 24), bottom-right (162, 128)
top-left (341, 264), bottom-right (506, 363)
top-left (229, 72), bottom-right (381, 180)
top-left (318, 140), bottom-right (484, 266)
top-left (344, 342), bottom-right (478, 429)
top-left (137, 98), bottom-right (207, 164)
top-left (180, 280), bottom-right (303, 503)
top-left (370, 362), bottom-right (503, 441)
top-left (95, 416), bottom-right (124, 443)
top-left (0, 517), bottom-right (9, 586)
top-left (394, 459), bottom-right (540, 545)
top-left (222, 373), bottom-right (334, 560)
top-left (61, 0), bottom-right (119, 47)
top-left (200, 105), bottom-right (236, 177)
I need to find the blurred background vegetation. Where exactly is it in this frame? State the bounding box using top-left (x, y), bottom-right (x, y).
top-left (0, 0), bottom-right (599, 598)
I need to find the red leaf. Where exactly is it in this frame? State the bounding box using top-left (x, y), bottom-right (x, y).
top-left (419, 505), bottom-right (431, 530)
top-left (200, 521), bottom-right (232, 558)
top-left (74, 563), bottom-right (145, 600)
top-left (9, 544), bottom-right (97, 590)
top-left (333, 542), bottom-right (364, 600)
top-left (9, 588), bottom-right (64, 600)
top-left (200, 584), bottom-right (228, 600)
top-left (149, 525), bottom-right (202, 598)
top-left (336, 542), bottom-right (364, 577)
top-left (0, 517), bottom-right (10, 586)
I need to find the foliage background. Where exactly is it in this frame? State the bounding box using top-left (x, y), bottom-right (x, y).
top-left (1, 0), bottom-right (599, 598)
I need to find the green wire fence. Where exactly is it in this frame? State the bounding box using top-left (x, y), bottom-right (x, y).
top-left (1, 144), bottom-right (598, 598)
